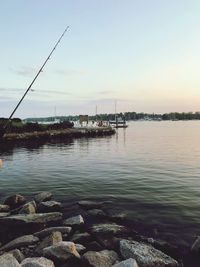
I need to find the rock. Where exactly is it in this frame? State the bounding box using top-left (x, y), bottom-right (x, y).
top-left (0, 253), bottom-right (21, 267)
top-left (21, 256), bottom-right (55, 267)
top-left (63, 215), bottom-right (84, 227)
top-left (83, 250), bottom-right (119, 267)
top-left (35, 231), bottom-right (62, 255)
top-left (70, 232), bottom-right (92, 244)
top-left (90, 223), bottom-right (129, 235)
top-left (75, 243), bottom-right (86, 253)
top-left (112, 258), bottom-right (138, 267)
top-left (78, 200), bottom-right (104, 209)
top-left (34, 226), bottom-right (72, 239)
top-left (0, 235), bottom-right (39, 251)
top-left (43, 241), bottom-right (80, 262)
top-left (191, 236), bottom-right (200, 253)
top-left (38, 201), bottom-right (61, 212)
top-left (95, 236), bottom-right (120, 250)
top-left (4, 194), bottom-right (26, 209)
top-left (19, 246), bottom-right (37, 258)
top-left (87, 241), bottom-right (103, 251)
top-left (7, 249), bottom-right (25, 262)
top-left (19, 201), bottom-right (36, 214)
top-left (0, 212), bottom-right (62, 226)
top-left (191, 236), bottom-right (200, 254)
top-left (0, 204), bottom-right (10, 212)
top-left (105, 209), bottom-right (127, 220)
top-left (87, 209), bottom-right (107, 217)
top-left (0, 212), bottom-right (10, 218)
top-left (120, 239), bottom-right (178, 267)
top-left (34, 192), bottom-right (52, 204)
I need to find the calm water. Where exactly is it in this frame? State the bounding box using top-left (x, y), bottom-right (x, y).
top-left (0, 121), bottom-right (200, 247)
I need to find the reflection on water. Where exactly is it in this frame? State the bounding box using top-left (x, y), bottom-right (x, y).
top-left (0, 121), bottom-right (200, 248)
top-left (115, 128), bottom-right (127, 145)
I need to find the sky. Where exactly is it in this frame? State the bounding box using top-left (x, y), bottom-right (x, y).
top-left (1, 0), bottom-right (200, 118)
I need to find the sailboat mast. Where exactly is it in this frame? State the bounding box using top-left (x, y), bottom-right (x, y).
top-left (114, 100), bottom-right (117, 123)
top-left (95, 105), bottom-right (97, 121)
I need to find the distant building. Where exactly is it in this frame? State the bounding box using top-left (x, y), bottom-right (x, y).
top-left (79, 115), bottom-right (88, 126)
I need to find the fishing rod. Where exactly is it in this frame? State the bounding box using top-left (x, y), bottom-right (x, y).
top-left (1, 26), bottom-right (69, 137)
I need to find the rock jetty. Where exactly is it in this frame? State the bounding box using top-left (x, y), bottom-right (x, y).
top-left (0, 192), bottom-right (195, 267)
top-left (2, 127), bottom-right (115, 143)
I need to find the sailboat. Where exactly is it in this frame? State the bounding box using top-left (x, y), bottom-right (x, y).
top-left (109, 101), bottom-right (128, 128)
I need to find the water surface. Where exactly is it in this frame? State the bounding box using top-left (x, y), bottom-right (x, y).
top-left (1, 121), bottom-right (200, 247)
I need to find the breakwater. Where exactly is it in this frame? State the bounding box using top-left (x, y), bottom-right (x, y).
top-left (2, 127), bottom-right (115, 143)
top-left (0, 192), bottom-right (189, 267)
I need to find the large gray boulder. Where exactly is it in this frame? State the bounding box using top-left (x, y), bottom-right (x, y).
top-left (87, 209), bottom-right (107, 217)
top-left (120, 239), bottom-right (178, 267)
top-left (19, 201), bottom-right (36, 214)
top-left (83, 250), bottom-right (119, 267)
top-left (0, 212), bottom-right (10, 218)
top-left (0, 212), bottom-right (62, 226)
top-left (0, 253), bottom-right (21, 267)
top-left (34, 192), bottom-right (52, 204)
top-left (38, 201), bottom-right (61, 212)
top-left (21, 256), bottom-right (55, 267)
top-left (0, 235), bottom-right (39, 251)
top-left (34, 226), bottom-right (72, 239)
top-left (0, 204), bottom-right (10, 212)
top-left (35, 231), bottom-right (62, 255)
top-left (7, 249), bottom-right (25, 262)
top-left (43, 241), bottom-right (80, 262)
top-left (112, 258), bottom-right (138, 267)
top-left (63, 215), bottom-right (84, 227)
top-left (90, 223), bottom-right (129, 235)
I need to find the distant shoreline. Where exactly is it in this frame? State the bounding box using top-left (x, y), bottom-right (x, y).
top-left (23, 111), bottom-right (200, 123)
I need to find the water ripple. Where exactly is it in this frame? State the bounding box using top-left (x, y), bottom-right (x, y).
top-left (1, 121), bottom-right (200, 246)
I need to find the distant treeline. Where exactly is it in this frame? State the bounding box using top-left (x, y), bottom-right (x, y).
top-left (25, 111), bottom-right (200, 122)
top-left (0, 118), bottom-right (73, 133)
top-left (161, 112), bottom-right (200, 120)
top-left (1, 112), bottom-right (200, 133)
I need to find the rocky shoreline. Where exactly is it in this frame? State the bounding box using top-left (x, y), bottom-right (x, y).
top-left (2, 127), bottom-right (115, 143)
top-left (0, 192), bottom-right (199, 267)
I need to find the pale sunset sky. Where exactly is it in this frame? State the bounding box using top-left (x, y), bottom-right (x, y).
top-left (1, 0), bottom-right (200, 118)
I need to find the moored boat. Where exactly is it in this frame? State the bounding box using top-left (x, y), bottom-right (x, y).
top-left (109, 117), bottom-right (128, 128)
